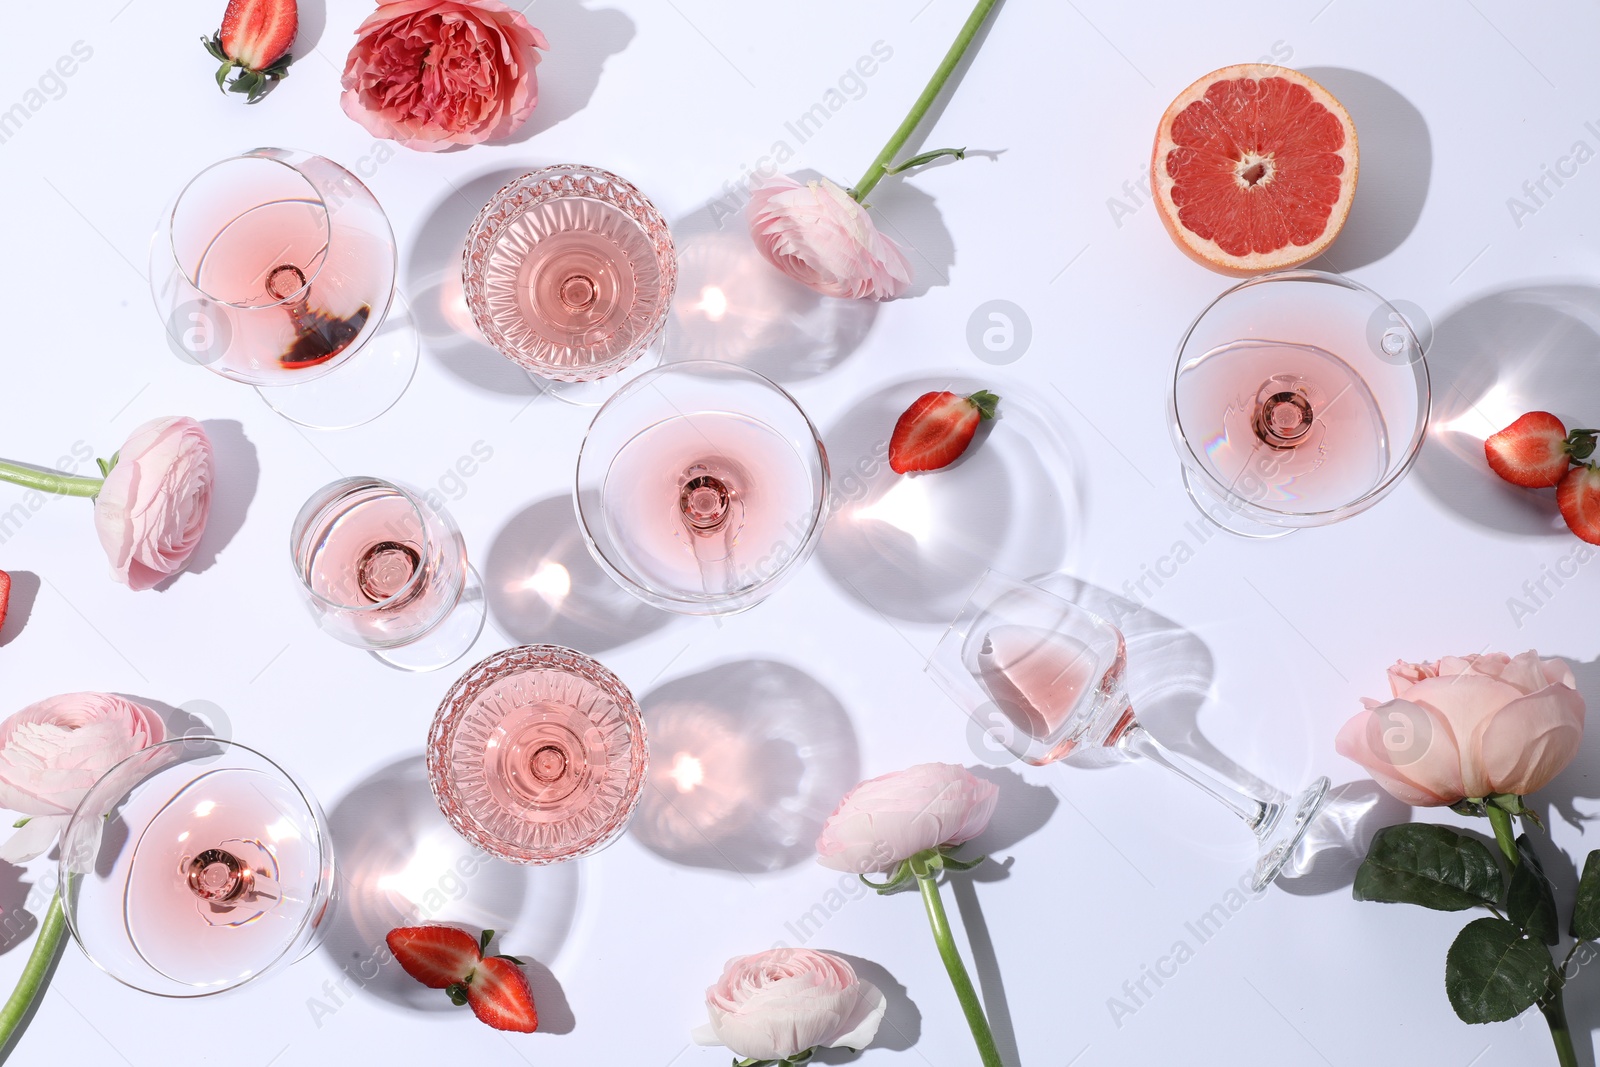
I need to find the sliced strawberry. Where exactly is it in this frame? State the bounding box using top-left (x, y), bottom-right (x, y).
top-left (889, 390), bottom-right (1001, 474)
top-left (466, 956), bottom-right (539, 1033)
top-left (0, 571), bottom-right (10, 635)
top-left (386, 925), bottom-right (481, 990)
top-left (1558, 465), bottom-right (1600, 545)
top-left (202, 0), bottom-right (297, 102)
top-left (1484, 411), bottom-right (1573, 488)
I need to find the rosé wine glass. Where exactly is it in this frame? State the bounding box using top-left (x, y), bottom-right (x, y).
top-left (461, 164), bottom-right (677, 406)
top-left (574, 360), bottom-right (830, 616)
top-left (929, 571), bottom-right (1329, 891)
top-left (291, 476), bottom-right (485, 673)
top-left (58, 738), bottom-right (334, 997)
top-left (151, 147), bottom-right (418, 430)
top-left (1168, 270), bottom-right (1431, 537)
top-left (428, 645), bottom-right (648, 865)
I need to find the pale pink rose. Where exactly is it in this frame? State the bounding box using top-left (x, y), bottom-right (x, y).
top-left (691, 948), bottom-right (886, 1061)
top-left (340, 0), bottom-right (548, 152)
top-left (0, 693), bottom-right (165, 863)
top-left (746, 174), bottom-right (913, 300)
top-left (1336, 651), bottom-right (1585, 806)
top-left (816, 762), bottom-right (998, 874)
top-left (93, 417), bottom-right (214, 591)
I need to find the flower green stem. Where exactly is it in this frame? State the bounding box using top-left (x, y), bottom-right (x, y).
top-left (0, 461), bottom-right (102, 499)
top-left (915, 871), bottom-right (1001, 1067)
top-left (1540, 984), bottom-right (1579, 1067)
top-left (0, 893), bottom-right (68, 1050)
top-left (850, 0), bottom-right (1001, 203)
top-left (1486, 803), bottom-right (1520, 868)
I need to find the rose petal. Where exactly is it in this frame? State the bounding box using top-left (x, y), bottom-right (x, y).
top-left (1335, 700), bottom-right (1465, 806)
top-left (1480, 684), bottom-right (1586, 796)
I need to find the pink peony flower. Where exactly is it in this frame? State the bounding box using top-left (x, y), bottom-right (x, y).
top-left (1336, 652), bottom-right (1585, 806)
top-left (691, 948), bottom-right (886, 1062)
top-left (746, 174), bottom-right (913, 300)
top-left (816, 762), bottom-right (998, 874)
top-left (93, 417), bottom-right (214, 591)
top-left (340, 0), bottom-right (548, 152)
top-left (0, 693), bottom-right (166, 863)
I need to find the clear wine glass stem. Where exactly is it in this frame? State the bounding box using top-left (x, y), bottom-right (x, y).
top-left (1113, 720), bottom-right (1270, 830)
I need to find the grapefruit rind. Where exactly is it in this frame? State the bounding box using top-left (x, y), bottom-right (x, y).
top-left (1151, 63), bottom-right (1358, 277)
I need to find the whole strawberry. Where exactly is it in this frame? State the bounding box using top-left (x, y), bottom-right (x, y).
top-left (889, 390), bottom-right (1000, 474)
top-left (202, 0), bottom-right (297, 103)
top-left (386, 925), bottom-right (538, 1033)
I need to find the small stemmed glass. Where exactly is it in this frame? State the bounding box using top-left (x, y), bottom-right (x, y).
top-left (929, 571), bottom-right (1329, 890)
top-left (573, 361), bottom-right (830, 615)
top-left (461, 164), bottom-right (677, 405)
top-left (291, 477), bottom-right (486, 673)
top-left (1168, 270), bottom-right (1431, 537)
top-left (152, 147), bottom-right (418, 429)
top-left (59, 738), bottom-right (334, 996)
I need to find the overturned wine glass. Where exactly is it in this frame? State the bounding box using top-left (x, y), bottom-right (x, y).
top-left (929, 570), bottom-right (1329, 890)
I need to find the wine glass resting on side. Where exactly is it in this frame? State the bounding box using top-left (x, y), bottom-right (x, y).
top-left (928, 570), bottom-right (1329, 891)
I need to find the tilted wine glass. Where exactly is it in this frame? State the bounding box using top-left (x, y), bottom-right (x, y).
top-left (929, 571), bottom-right (1329, 891)
top-left (59, 738), bottom-right (334, 996)
top-left (573, 360), bottom-right (830, 616)
top-left (290, 476), bottom-right (486, 673)
top-left (428, 645), bottom-right (649, 865)
top-left (151, 147), bottom-right (418, 429)
top-left (1168, 269), bottom-right (1431, 538)
top-left (461, 164), bottom-right (677, 406)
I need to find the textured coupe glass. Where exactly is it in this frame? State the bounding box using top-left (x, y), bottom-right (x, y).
top-left (574, 361), bottom-right (830, 616)
top-left (428, 645), bottom-right (649, 864)
top-left (1168, 270), bottom-right (1431, 537)
top-left (461, 165), bottom-right (676, 401)
top-left (151, 147), bottom-right (417, 429)
top-left (59, 739), bottom-right (334, 997)
top-left (929, 571), bottom-right (1329, 891)
top-left (291, 476), bottom-right (485, 672)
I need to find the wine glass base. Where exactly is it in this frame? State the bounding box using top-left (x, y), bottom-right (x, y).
top-left (1180, 466), bottom-right (1297, 540)
top-left (1250, 774), bottom-right (1330, 892)
top-left (256, 292), bottom-right (420, 430)
top-left (371, 565), bottom-right (487, 673)
top-left (533, 344), bottom-right (663, 407)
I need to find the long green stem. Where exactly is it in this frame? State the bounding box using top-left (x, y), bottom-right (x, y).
top-left (1540, 985), bottom-right (1579, 1067)
top-left (916, 872), bottom-right (1001, 1067)
top-left (1486, 804), bottom-right (1519, 867)
top-left (850, 0), bottom-right (1001, 202)
top-left (0, 893), bottom-right (68, 1049)
top-left (0, 461), bottom-right (101, 499)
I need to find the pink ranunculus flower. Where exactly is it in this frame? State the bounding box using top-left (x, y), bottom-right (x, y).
top-left (340, 0), bottom-right (548, 152)
top-left (691, 948), bottom-right (886, 1062)
top-left (816, 762), bottom-right (998, 874)
top-left (746, 174), bottom-right (913, 301)
top-left (93, 417), bottom-right (214, 591)
top-left (0, 693), bottom-right (166, 863)
top-left (1336, 651), bottom-right (1585, 806)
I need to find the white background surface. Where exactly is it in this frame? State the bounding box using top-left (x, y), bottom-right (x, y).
top-left (3, 1), bottom-right (1600, 1064)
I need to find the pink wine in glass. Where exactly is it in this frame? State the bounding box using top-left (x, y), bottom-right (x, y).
top-left (977, 625), bottom-right (1112, 750)
top-left (158, 149), bottom-right (395, 386)
top-left (59, 740), bottom-right (333, 997)
top-left (600, 411), bottom-right (816, 598)
top-left (291, 478), bottom-right (468, 650)
top-left (462, 165), bottom-right (676, 381)
top-left (123, 765), bottom-right (322, 987)
top-left (1173, 339), bottom-right (1388, 514)
top-left (428, 646), bottom-right (648, 865)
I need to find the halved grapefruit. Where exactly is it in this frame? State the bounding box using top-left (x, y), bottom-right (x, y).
top-left (1152, 64), bottom-right (1358, 276)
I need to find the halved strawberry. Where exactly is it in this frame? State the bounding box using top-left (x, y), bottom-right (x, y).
top-left (1558, 465), bottom-right (1600, 545)
top-left (0, 571), bottom-right (10, 635)
top-left (1484, 412), bottom-right (1582, 488)
top-left (386, 925), bottom-right (482, 990)
top-left (889, 390), bottom-right (1001, 474)
top-left (202, 0), bottom-right (297, 103)
top-left (465, 956), bottom-right (539, 1033)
